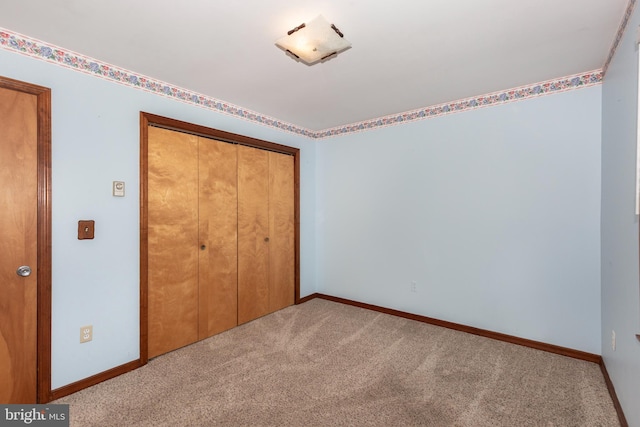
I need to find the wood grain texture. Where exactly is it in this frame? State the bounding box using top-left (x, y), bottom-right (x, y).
top-left (268, 152), bottom-right (295, 313)
top-left (237, 145), bottom-right (270, 324)
top-left (140, 112), bottom-right (301, 323)
top-left (140, 113), bottom-right (300, 373)
top-left (34, 81), bottom-right (52, 403)
top-left (293, 151), bottom-right (301, 304)
top-left (139, 113), bottom-right (299, 154)
top-left (0, 87), bottom-right (38, 403)
top-left (139, 113), bottom-right (150, 364)
top-left (147, 127), bottom-right (199, 358)
top-left (198, 138), bottom-right (238, 339)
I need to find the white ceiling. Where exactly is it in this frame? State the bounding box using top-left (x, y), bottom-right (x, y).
top-left (0, 1), bottom-right (630, 131)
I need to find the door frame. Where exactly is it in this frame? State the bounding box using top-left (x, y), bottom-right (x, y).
top-left (0, 76), bottom-right (52, 403)
top-left (139, 112), bottom-right (300, 364)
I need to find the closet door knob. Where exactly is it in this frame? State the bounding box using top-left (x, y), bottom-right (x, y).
top-left (264, 237), bottom-right (270, 242)
top-left (200, 244), bottom-right (206, 250)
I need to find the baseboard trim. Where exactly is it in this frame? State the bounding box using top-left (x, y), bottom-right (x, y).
top-left (305, 293), bottom-right (629, 425)
top-left (599, 359), bottom-right (629, 427)
top-left (49, 359), bottom-right (142, 401)
top-left (311, 293), bottom-right (601, 362)
top-left (297, 292), bottom-right (319, 304)
top-left (47, 294), bottom-right (628, 426)
top-left (48, 292), bottom-right (316, 401)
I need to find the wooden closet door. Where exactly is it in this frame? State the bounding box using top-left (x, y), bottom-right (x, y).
top-left (198, 138), bottom-right (238, 338)
top-left (148, 127), bottom-right (199, 358)
top-left (237, 145), bottom-right (270, 324)
top-left (268, 152), bottom-right (295, 312)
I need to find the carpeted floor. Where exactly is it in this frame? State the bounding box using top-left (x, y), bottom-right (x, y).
top-left (54, 299), bottom-right (620, 426)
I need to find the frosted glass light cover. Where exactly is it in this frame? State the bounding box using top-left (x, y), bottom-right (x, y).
top-left (275, 15), bottom-right (351, 64)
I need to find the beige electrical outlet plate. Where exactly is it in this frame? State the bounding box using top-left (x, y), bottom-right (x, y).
top-left (80, 325), bottom-right (93, 343)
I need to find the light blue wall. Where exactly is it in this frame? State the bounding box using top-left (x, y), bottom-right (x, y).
top-left (0, 24), bottom-right (622, 408)
top-left (601, 4), bottom-right (640, 426)
top-left (316, 86), bottom-right (602, 354)
top-left (0, 48), bottom-right (316, 389)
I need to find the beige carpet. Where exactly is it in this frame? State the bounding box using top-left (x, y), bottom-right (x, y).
top-left (55, 299), bottom-right (619, 426)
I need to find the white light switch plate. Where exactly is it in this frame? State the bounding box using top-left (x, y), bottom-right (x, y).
top-left (113, 181), bottom-right (125, 197)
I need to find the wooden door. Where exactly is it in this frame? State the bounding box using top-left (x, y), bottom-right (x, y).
top-left (147, 127), bottom-right (199, 358)
top-left (237, 146), bottom-right (270, 324)
top-left (198, 138), bottom-right (238, 338)
top-left (268, 152), bottom-right (295, 312)
top-left (0, 86), bottom-right (38, 402)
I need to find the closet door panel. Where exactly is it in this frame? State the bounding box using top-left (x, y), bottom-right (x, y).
top-left (237, 145), bottom-right (270, 324)
top-left (148, 127), bottom-right (199, 358)
top-left (198, 138), bottom-right (238, 339)
top-left (268, 152), bottom-right (295, 312)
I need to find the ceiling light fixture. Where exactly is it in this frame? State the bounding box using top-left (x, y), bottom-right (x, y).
top-left (275, 15), bottom-right (351, 65)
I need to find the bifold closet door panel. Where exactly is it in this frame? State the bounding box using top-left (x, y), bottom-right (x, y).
top-left (198, 138), bottom-right (238, 339)
top-left (148, 127), bottom-right (199, 359)
top-left (268, 152), bottom-right (295, 313)
top-left (237, 145), bottom-right (270, 324)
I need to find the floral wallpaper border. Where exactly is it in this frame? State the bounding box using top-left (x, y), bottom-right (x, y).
top-left (603, 0), bottom-right (637, 75)
top-left (316, 70), bottom-right (603, 138)
top-left (0, 22), bottom-right (616, 139)
top-left (0, 28), bottom-right (316, 138)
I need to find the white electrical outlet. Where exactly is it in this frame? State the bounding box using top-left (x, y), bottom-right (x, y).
top-left (612, 330), bottom-right (616, 351)
top-left (80, 325), bottom-right (93, 343)
top-left (410, 281), bottom-right (417, 293)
